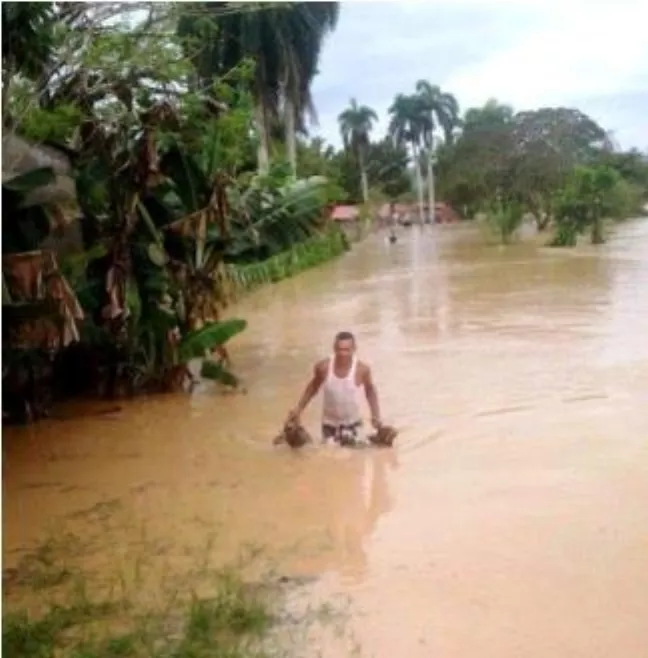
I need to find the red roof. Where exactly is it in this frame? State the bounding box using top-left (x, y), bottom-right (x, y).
top-left (330, 205), bottom-right (360, 221)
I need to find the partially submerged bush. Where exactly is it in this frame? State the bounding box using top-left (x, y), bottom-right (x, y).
top-left (479, 201), bottom-right (525, 245)
top-left (550, 165), bottom-right (622, 247)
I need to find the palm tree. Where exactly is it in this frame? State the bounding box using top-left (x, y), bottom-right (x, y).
top-left (281, 3), bottom-right (339, 179)
top-left (178, 3), bottom-right (273, 172)
top-left (177, 3), bottom-right (338, 176)
top-left (415, 81), bottom-right (460, 222)
top-left (388, 93), bottom-right (426, 223)
top-left (338, 98), bottom-right (377, 203)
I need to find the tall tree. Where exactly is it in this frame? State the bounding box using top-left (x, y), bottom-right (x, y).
top-left (415, 81), bottom-right (460, 222)
top-left (508, 107), bottom-right (610, 228)
top-left (388, 93), bottom-right (425, 222)
top-left (177, 3), bottom-right (279, 173)
top-left (280, 3), bottom-right (339, 179)
top-left (177, 2), bottom-right (338, 175)
top-left (435, 100), bottom-right (515, 216)
top-left (338, 98), bottom-right (377, 203)
top-left (463, 98), bottom-right (514, 134)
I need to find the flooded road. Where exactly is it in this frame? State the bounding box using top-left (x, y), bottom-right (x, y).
top-left (4, 221), bottom-right (648, 657)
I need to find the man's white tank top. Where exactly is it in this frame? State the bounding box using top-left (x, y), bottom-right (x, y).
top-left (321, 355), bottom-right (362, 426)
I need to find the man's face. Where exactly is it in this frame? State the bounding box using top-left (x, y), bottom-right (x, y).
top-left (334, 338), bottom-right (355, 362)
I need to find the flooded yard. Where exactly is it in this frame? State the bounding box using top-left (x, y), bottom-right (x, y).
top-left (4, 221), bottom-right (648, 657)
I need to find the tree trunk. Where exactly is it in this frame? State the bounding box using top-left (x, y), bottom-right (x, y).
top-left (591, 213), bottom-right (605, 244)
top-left (413, 144), bottom-right (425, 224)
top-left (254, 103), bottom-right (269, 174)
top-left (536, 213), bottom-right (551, 232)
top-left (284, 97), bottom-right (297, 179)
top-left (359, 148), bottom-right (369, 203)
top-left (427, 141), bottom-right (435, 225)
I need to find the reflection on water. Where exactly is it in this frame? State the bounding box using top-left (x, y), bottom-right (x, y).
top-left (4, 221), bottom-right (648, 657)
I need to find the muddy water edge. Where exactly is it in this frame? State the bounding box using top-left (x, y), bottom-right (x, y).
top-left (3, 221), bottom-right (648, 657)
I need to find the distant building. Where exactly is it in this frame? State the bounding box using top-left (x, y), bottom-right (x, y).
top-left (377, 201), bottom-right (461, 225)
top-left (434, 202), bottom-right (460, 223)
top-left (330, 205), bottom-right (361, 222)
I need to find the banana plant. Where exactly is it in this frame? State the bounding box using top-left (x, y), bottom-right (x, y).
top-left (2, 167), bottom-right (86, 347)
top-left (178, 317), bottom-right (247, 388)
top-left (2, 166), bottom-right (88, 420)
top-left (133, 134), bottom-right (232, 326)
top-left (224, 166), bottom-right (334, 264)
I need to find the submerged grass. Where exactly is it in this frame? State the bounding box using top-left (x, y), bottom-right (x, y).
top-left (2, 534), bottom-right (358, 658)
top-left (3, 601), bottom-right (122, 658)
top-left (2, 570), bottom-right (274, 658)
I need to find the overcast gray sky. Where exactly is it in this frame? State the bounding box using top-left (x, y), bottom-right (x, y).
top-left (310, 0), bottom-right (648, 151)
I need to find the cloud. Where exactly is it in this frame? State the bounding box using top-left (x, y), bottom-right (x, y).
top-left (311, 0), bottom-right (648, 150)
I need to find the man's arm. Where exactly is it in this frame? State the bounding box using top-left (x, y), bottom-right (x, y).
top-left (363, 365), bottom-right (382, 428)
top-left (290, 362), bottom-right (325, 419)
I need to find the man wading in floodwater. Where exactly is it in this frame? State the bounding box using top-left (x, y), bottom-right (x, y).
top-left (287, 331), bottom-right (382, 444)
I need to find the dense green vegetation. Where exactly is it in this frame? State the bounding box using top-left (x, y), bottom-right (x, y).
top-left (3, 2), bottom-right (648, 425)
top-left (1, 2), bottom-right (349, 423)
top-left (435, 103), bottom-right (648, 243)
top-left (336, 94), bottom-right (647, 240)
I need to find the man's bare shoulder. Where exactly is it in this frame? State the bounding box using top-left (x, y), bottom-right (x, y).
top-left (314, 359), bottom-right (329, 376)
top-left (357, 360), bottom-right (372, 378)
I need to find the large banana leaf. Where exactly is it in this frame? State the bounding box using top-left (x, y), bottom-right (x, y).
top-left (178, 318), bottom-right (247, 362)
top-left (225, 175), bottom-right (330, 259)
top-left (200, 359), bottom-right (240, 388)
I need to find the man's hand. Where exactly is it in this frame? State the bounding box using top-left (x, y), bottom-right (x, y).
top-left (286, 409), bottom-right (300, 424)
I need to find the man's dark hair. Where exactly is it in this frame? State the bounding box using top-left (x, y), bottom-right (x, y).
top-left (334, 331), bottom-right (355, 344)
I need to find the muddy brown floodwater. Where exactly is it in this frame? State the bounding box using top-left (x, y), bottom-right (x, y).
top-left (4, 221), bottom-right (648, 657)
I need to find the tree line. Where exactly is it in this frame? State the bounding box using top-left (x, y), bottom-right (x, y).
top-left (322, 93), bottom-right (648, 244)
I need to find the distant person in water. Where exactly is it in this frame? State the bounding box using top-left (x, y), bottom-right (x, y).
top-left (287, 331), bottom-right (382, 444)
